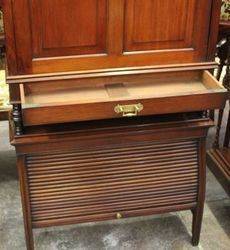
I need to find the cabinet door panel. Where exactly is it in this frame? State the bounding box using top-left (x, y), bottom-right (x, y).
top-left (5, 0), bottom-right (214, 75)
top-left (124, 0), bottom-right (195, 51)
top-left (32, 0), bottom-right (107, 57)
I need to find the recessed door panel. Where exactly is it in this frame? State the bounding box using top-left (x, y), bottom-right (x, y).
top-left (31, 0), bottom-right (107, 57)
top-left (124, 0), bottom-right (196, 52)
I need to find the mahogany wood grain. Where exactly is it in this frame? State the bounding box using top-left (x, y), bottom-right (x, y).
top-left (192, 138), bottom-right (206, 246)
top-left (6, 62), bottom-right (218, 88)
top-left (20, 70), bottom-right (227, 126)
top-left (12, 116), bottom-right (213, 155)
top-left (31, 0), bottom-right (107, 58)
top-left (3, 0), bottom-right (220, 75)
top-left (2, 0), bottom-right (17, 74)
top-left (17, 156), bottom-right (34, 250)
top-left (2, 1), bottom-right (223, 249)
top-left (124, 0), bottom-right (195, 51)
top-left (12, 117), bottom-right (212, 249)
top-left (207, 0), bottom-right (222, 60)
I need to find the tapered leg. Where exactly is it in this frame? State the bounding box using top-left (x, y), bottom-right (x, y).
top-left (191, 138), bottom-right (206, 246)
top-left (22, 218), bottom-right (34, 250)
top-left (191, 204), bottom-right (204, 246)
top-left (17, 156), bottom-right (34, 250)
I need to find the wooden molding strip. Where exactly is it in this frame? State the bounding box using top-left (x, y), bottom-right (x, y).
top-left (7, 62), bottom-right (218, 84)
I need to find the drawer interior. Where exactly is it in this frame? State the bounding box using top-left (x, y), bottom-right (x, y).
top-left (21, 70), bottom-right (225, 108)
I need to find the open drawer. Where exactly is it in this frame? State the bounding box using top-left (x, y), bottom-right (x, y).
top-left (20, 70), bottom-right (227, 126)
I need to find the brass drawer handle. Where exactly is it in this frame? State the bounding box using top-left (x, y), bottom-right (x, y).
top-left (114, 103), bottom-right (143, 117)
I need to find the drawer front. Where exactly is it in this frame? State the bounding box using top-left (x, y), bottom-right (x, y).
top-left (21, 71), bottom-right (227, 126)
top-left (25, 139), bottom-right (199, 227)
top-left (22, 92), bottom-right (225, 126)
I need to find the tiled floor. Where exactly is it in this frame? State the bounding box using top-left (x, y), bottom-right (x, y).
top-left (0, 120), bottom-right (229, 250)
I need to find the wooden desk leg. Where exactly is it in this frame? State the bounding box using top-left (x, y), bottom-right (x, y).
top-left (17, 156), bottom-right (34, 250)
top-left (192, 204), bottom-right (204, 246)
top-left (191, 138), bottom-right (206, 246)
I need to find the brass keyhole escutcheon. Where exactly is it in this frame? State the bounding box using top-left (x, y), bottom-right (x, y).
top-left (116, 213), bottom-right (122, 219)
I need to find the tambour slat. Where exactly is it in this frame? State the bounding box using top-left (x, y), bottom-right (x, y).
top-left (29, 174), bottom-right (198, 198)
top-left (31, 188), bottom-right (197, 211)
top-left (32, 196), bottom-right (197, 221)
top-left (26, 139), bottom-right (199, 224)
top-left (27, 143), bottom-right (197, 164)
top-left (27, 149), bottom-right (197, 169)
top-left (27, 141), bottom-right (196, 162)
top-left (32, 194), bottom-right (196, 216)
top-left (29, 176), bottom-right (197, 192)
top-left (28, 164), bottom-right (197, 190)
top-left (29, 187), bottom-right (196, 207)
top-left (29, 178), bottom-right (198, 201)
top-left (27, 158), bottom-right (197, 175)
top-left (30, 181), bottom-right (198, 204)
top-left (27, 154), bottom-right (197, 173)
top-left (27, 157), bottom-right (197, 179)
top-left (28, 165), bottom-right (197, 184)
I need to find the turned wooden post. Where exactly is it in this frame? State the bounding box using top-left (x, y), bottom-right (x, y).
top-left (12, 103), bottom-right (23, 135)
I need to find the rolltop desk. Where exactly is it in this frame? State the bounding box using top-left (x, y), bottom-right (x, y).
top-left (2, 1), bottom-right (228, 249)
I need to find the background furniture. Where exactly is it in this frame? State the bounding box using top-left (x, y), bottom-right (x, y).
top-left (207, 40), bottom-right (229, 196)
top-left (207, 0), bottom-right (229, 196)
top-left (216, 21), bottom-right (230, 82)
top-left (207, 99), bottom-right (229, 196)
